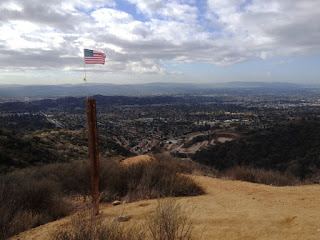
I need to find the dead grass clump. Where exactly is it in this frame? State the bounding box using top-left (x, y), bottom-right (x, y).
top-left (53, 199), bottom-right (196, 240)
top-left (225, 166), bottom-right (301, 186)
top-left (52, 212), bottom-right (145, 240)
top-left (146, 199), bottom-right (195, 240)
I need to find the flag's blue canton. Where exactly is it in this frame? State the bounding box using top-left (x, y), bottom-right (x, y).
top-left (84, 49), bottom-right (94, 57)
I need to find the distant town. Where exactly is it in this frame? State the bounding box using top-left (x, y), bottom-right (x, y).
top-left (1, 86), bottom-right (320, 156)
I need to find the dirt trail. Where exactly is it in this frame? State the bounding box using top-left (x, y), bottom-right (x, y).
top-left (11, 176), bottom-right (320, 240)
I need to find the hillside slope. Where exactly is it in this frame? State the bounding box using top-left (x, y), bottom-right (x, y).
top-left (193, 120), bottom-right (320, 179)
top-left (0, 129), bottom-right (133, 172)
top-left (12, 175), bottom-right (320, 240)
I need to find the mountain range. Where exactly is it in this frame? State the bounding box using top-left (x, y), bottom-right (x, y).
top-left (0, 82), bottom-right (313, 99)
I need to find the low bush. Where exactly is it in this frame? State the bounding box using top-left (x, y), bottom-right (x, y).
top-left (0, 173), bottom-right (73, 240)
top-left (224, 166), bottom-right (302, 186)
top-left (0, 154), bottom-right (204, 239)
top-left (124, 158), bottom-right (204, 202)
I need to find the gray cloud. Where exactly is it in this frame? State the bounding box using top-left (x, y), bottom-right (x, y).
top-left (0, 0), bottom-right (319, 76)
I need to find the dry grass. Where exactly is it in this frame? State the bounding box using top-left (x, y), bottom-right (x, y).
top-left (52, 199), bottom-right (196, 240)
top-left (10, 175), bottom-right (320, 240)
top-left (52, 211), bottom-right (146, 240)
top-left (146, 199), bottom-right (195, 240)
top-left (120, 155), bottom-right (154, 167)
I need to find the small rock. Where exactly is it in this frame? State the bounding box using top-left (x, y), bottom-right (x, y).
top-left (112, 200), bottom-right (121, 206)
top-left (118, 215), bottom-right (131, 222)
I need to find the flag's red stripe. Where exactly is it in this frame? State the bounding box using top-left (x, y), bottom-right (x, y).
top-left (85, 59), bottom-right (105, 61)
top-left (85, 59), bottom-right (105, 64)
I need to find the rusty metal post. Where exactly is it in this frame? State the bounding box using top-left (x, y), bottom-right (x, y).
top-left (86, 98), bottom-right (99, 216)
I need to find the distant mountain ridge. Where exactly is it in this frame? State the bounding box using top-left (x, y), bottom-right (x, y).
top-left (0, 82), bottom-right (312, 99)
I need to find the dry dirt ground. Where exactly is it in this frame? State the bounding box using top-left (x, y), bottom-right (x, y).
top-left (165, 130), bottom-right (237, 155)
top-left (12, 175), bottom-right (320, 240)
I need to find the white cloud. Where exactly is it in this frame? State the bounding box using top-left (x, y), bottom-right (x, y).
top-left (126, 59), bottom-right (165, 74)
top-left (127, 0), bottom-right (163, 16)
top-left (1, 1), bottom-right (23, 11)
top-left (62, 0), bottom-right (114, 10)
top-left (207, 0), bottom-right (245, 15)
top-left (91, 8), bottom-right (133, 25)
top-left (158, 2), bottom-right (198, 22)
top-left (127, 0), bottom-right (198, 22)
top-left (205, 0), bottom-right (320, 62)
top-left (0, 0), bottom-right (319, 80)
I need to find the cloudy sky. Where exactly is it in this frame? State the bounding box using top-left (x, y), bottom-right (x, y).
top-left (0, 0), bottom-right (319, 85)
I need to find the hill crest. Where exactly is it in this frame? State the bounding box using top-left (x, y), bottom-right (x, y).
top-left (11, 175), bottom-right (320, 240)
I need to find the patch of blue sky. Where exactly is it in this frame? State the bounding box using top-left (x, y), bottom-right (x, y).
top-left (195, 0), bottom-right (218, 30)
top-left (74, 7), bottom-right (89, 14)
top-left (74, 5), bottom-right (110, 14)
top-left (194, 0), bottom-right (208, 12)
top-left (239, 0), bottom-right (252, 12)
top-left (74, 0), bottom-right (148, 22)
top-left (198, 16), bottom-right (219, 34)
top-left (114, 0), bottom-right (149, 22)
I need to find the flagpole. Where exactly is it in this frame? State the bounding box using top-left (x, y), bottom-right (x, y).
top-left (84, 51), bottom-right (89, 98)
top-left (83, 48), bottom-right (106, 216)
top-left (84, 48), bottom-right (99, 216)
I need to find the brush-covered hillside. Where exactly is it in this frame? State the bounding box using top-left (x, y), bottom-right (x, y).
top-left (0, 128), bottom-right (133, 173)
top-left (193, 119), bottom-right (320, 180)
top-left (0, 154), bottom-right (204, 239)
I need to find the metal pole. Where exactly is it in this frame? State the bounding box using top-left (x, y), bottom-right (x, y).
top-left (86, 98), bottom-right (100, 216)
top-left (84, 58), bottom-right (89, 98)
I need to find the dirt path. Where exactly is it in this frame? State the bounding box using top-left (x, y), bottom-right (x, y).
top-left (166, 130), bottom-right (236, 155)
top-left (12, 176), bottom-right (320, 240)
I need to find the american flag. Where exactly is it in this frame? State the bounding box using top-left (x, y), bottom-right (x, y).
top-left (84, 49), bottom-right (106, 64)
